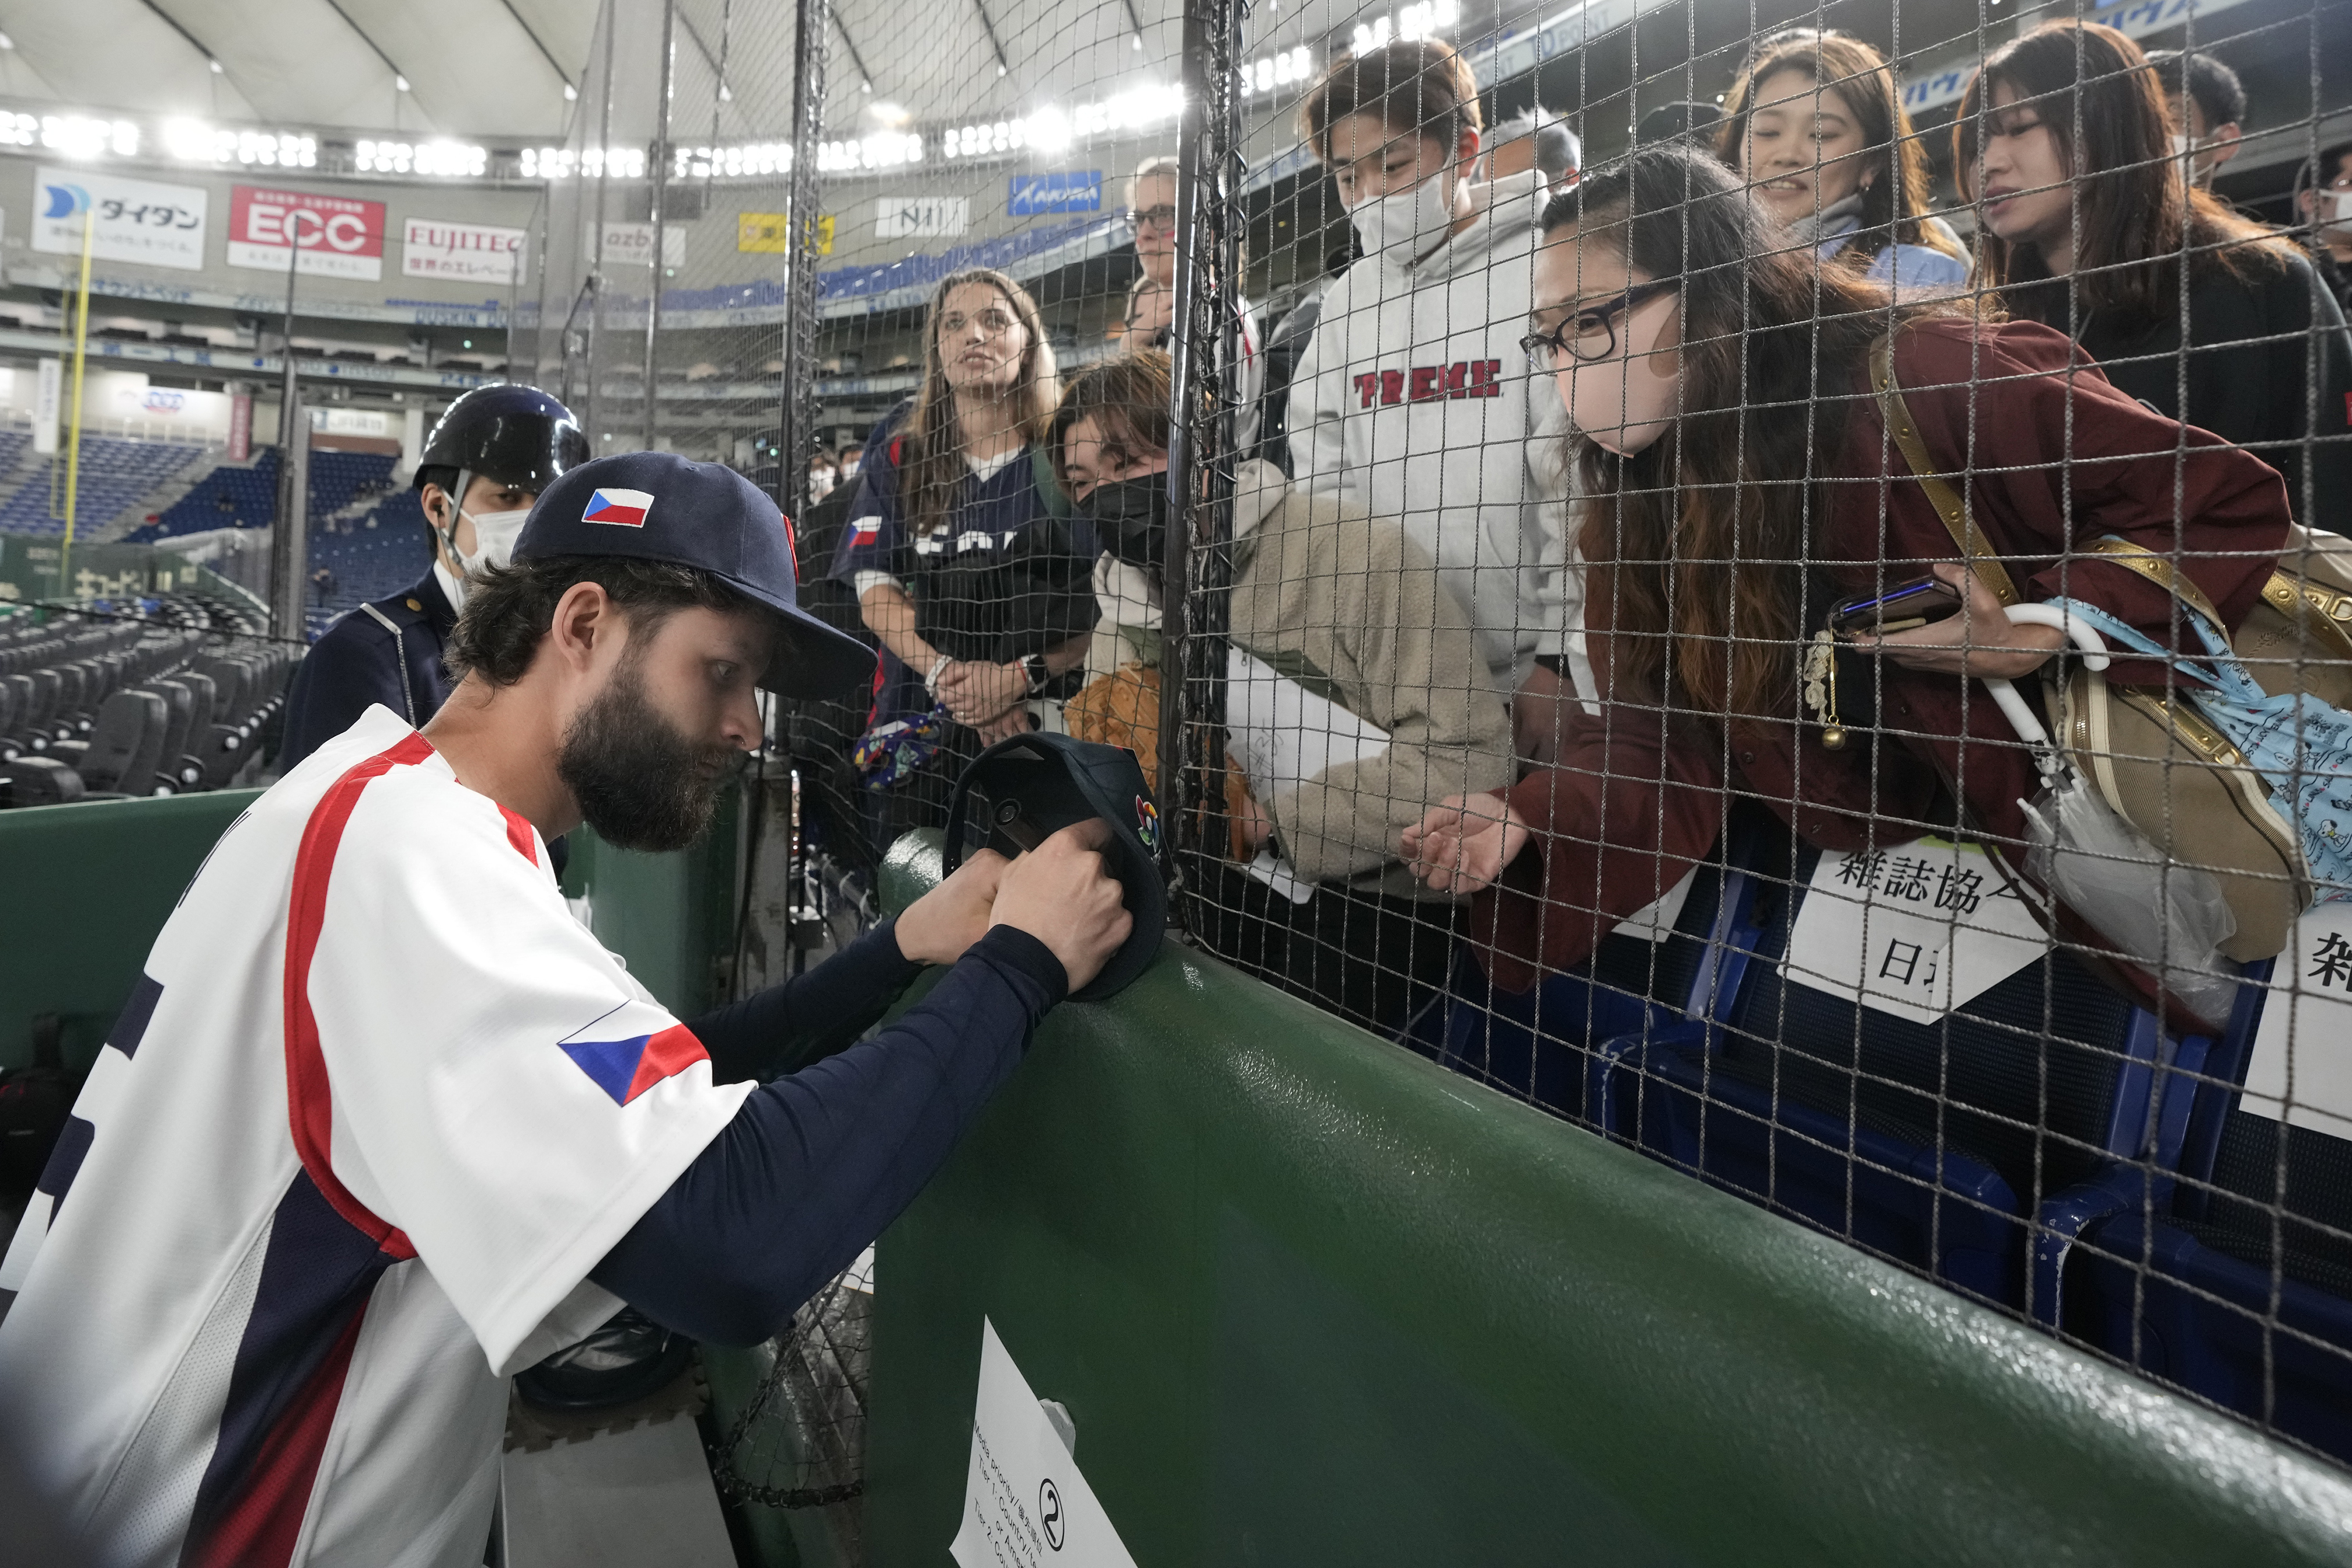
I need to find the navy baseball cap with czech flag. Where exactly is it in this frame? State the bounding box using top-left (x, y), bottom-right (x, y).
top-left (514, 450), bottom-right (876, 700)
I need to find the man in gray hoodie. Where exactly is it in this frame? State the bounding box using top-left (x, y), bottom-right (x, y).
top-left (1288, 39), bottom-right (1590, 752)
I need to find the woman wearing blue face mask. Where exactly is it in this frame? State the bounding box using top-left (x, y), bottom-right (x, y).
top-left (280, 383), bottom-right (586, 768)
top-left (1287, 39), bottom-right (1590, 762)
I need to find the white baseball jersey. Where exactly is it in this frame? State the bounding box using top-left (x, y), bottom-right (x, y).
top-left (0, 705), bottom-right (749, 1568)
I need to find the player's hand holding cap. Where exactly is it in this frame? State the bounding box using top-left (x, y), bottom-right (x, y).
top-left (515, 450), bottom-right (876, 699)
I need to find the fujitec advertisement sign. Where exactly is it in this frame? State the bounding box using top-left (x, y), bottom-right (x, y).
top-left (33, 167), bottom-right (207, 272)
top-left (401, 218), bottom-right (528, 285)
top-left (227, 185), bottom-right (387, 280)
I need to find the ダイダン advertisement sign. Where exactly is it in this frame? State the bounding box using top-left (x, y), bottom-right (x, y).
top-left (228, 185), bottom-right (387, 280)
top-left (402, 218), bottom-right (528, 285)
top-left (33, 167), bottom-right (207, 272)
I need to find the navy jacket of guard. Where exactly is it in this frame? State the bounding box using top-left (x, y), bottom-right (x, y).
top-left (278, 567), bottom-right (459, 771)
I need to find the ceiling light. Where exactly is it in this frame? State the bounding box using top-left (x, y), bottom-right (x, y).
top-left (997, 64), bottom-right (1007, 75)
top-left (1133, 34), bottom-right (1143, 49)
top-left (395, 75), bottom-right (410, 92)
top-left (208, 57), bottom-right (224, 73)
top-left (564, 83), bottom-right (578, 100)
top-left (860, 80), bottom-right (873, 94)
top-left (719, 83), bottom-right (732, 101)
top-left (0, 32), bottom-right (15, 49)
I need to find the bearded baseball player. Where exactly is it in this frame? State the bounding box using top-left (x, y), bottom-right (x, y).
top-left (0, 451), bottom-right (1129, 1568)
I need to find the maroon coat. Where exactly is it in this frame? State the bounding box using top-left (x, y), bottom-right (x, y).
top-left (1474, 318), bottom-right (2293, 1009)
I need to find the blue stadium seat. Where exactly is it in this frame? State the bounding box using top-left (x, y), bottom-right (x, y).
top-left (2061, 961), bottom-right (2352, 1463)
top-left (133, 451), bottom-right (283, 540)
top-left (1586, 830), bottom-right (2215, 1313)
top-left (0, 438), bottom-right (210, 539)
top-left (1435, 809), bottom-right (1788, 1124)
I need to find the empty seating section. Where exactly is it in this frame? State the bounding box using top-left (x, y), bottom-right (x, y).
top-left (306, 524), bottom-right (432, 629)
top-left (136, 451), bottom-right (280, 539)
top-left (135, 448), bottom-right (398, 542)
top-left (0, 596), bottom-right (294, 807)
top-left (1438, 805), bottom-right (2352, 1464)
top-left (0, 438), bottom-right (210, 538)
top-left (307, 450), bottom-right (398, 519)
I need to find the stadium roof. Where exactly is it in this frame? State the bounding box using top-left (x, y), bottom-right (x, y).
top-left (0, 0), bottom-right (592, 139)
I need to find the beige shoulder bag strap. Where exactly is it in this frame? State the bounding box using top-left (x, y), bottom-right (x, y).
top-left (1868, 333), bottom-right (2020, 607)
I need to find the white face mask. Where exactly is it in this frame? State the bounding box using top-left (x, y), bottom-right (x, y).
top-left (810, 471), bottom-right (836, 500)
top-left (2322, 189), bottom-right (2352, 234)
top-left (456, 506), bottom-right (532, 575)
top-left (1555, 290), bottom-right (1681, 456)
top-left (2171, 132), bottom-right (2206, 187)
top-left (1349, 164), bottom-right (1464, 262)
top-left (840, 459), bottom-right (861, 481)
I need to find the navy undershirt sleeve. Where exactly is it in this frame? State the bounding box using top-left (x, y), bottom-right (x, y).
top-left (591, 925), bottom-right (1067, 1346)
top-left (687, 920), bottom-right (924, 1083)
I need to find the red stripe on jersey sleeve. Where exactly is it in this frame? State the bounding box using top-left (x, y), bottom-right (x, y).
top-left (499, 805), bottom-right (540, 864)
top-left (624, 1023), bottom-right (711, 1104)
top-left (185, 1302), bottom-right (368, 1568)
top-left (282, 733), bottom-right (435, 1261)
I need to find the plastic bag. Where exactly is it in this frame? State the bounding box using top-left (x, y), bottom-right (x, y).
top-left (2022, 778), bottom-right (2239, 1026)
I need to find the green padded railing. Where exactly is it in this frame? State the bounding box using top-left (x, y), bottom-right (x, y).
top-left (0, 787), bottom-right (737, 1072)
top-left (853, 828), bottom-right (2352, 1566)
top-left (0, 789), bottom-right (261, 1072)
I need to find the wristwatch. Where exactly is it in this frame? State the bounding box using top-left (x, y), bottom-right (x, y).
top-left (1020, 653), bottom-right (1051, 697)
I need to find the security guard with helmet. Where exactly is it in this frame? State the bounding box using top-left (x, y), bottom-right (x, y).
top-left (278, 384), bottom-right (590, 769)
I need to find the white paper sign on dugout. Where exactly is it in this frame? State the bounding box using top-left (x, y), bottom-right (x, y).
top-left (1781, 838), bottom-right (2045, 1023)
top-left (2241, 902), bottom-right (2352, 1140)
top-left (949, 1318), bottom-right (1138, 1568)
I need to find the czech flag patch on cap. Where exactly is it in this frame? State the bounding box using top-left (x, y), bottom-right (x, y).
top-left (584, 488), bottom-right (655, 528)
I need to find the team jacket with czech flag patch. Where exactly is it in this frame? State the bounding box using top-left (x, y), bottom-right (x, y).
top-left (0, 705), bottom-right (749, 1568)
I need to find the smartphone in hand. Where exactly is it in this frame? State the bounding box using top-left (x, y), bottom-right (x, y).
top-left (1827, 576), bottom-right (1964, 637)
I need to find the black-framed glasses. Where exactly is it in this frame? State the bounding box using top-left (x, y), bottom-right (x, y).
top-left (1521, 280), bottom-right (1679, 371)
top-left (1126, 204), bottom-right (1178, 232)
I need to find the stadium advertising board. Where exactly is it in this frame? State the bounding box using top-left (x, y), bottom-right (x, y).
top-left (401, 218), bottom-right (528, 284)
top-left (875, 195), bottom-right (968, 238)
top-left (226, 185), bottom-right (386, 280)
top-left (1008, 172), bottom-right (1103, 215)
top-left (33, 167), bottom-right (207, 272)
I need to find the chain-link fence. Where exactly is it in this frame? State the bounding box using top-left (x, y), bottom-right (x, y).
top-left (569, 0), bottom-right (2352, 1493)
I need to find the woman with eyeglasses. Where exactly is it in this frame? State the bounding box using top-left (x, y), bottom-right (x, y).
top-left (1957, 21), bottom-right (2352, 532)
top-left (1402, 144), bottom-right (2293, 1032)
top-left (1716, 28), bottom-right (1968, 290)
top-left (1290, 39), bottom-right (1591, 758)
top-left (830, 268), bottom-right (1098, 825)
top-left (1122, 155), bottom-right (1264, 431)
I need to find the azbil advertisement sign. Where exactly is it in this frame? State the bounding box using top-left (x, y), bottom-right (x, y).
top-left (226, 185), bottom-right (387, 281)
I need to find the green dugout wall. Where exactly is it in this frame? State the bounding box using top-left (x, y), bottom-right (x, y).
top-left (8, 802), bottom-right (2352, 1561)
top-left (849, 833), bottom-right (2352, 1566)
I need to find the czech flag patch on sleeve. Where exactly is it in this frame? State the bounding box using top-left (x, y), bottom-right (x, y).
top-left (584, 488), bottom-right (655, 528)
top-left (559, 1023), bottom-right (708, 1105)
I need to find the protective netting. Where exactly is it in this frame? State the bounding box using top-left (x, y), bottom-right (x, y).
top-left (581, 0), bottom-right (2352, 1486)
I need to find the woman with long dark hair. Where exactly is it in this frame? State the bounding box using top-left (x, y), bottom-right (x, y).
top-left (1403, 144), bottom-right (2293, 1028)
top-left (1716, 27), bottom-right (1968, 289)
top-left (1955, 21), bottom-right (2352, 531)
top-left (831, 268), bottom-right (1097, 812)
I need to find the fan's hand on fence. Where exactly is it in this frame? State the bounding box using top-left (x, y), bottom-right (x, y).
top-left (972, 707), bottom-right (1035, 744)
top-left (895, 848), bottom-right (1009, 967)
top-left (1403, 793), bottom-right (1529, 896)
top-left (989, 818), bottom-right (1133, 994)
top-left (1862, 563), bottom-right (2066, 678)
top-left (937, 660), bottom-right (1025, 726)
top-left (1234, 785), bottom-right (1274, 852)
